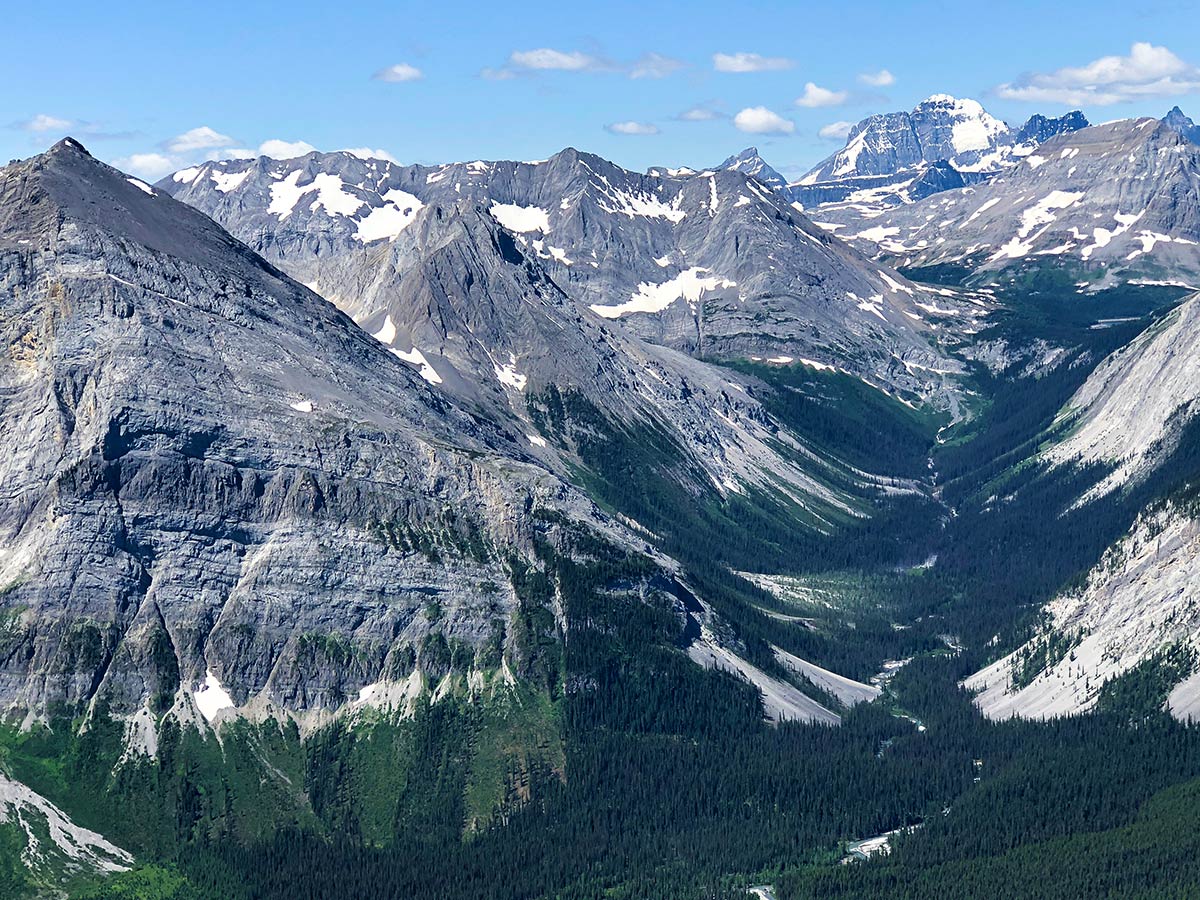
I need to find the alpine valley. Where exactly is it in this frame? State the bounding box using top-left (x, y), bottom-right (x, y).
top-left (4, 81), bottom-right (1200, 900)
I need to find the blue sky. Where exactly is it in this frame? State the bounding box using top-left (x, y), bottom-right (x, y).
top-left (4, 0), bottom-right (1200, 180)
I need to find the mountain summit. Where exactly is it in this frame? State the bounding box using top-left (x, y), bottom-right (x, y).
top-left (791, 96), bottom-right (1088, 210)
top-left (817, 116), bottom-right (1200, 285)
top-left (718, 147), bottom-right (789, 192)
top-left (1164, 105), bottom-right (1200, 144)
top-left (0, 138), bottom-right (650, 731)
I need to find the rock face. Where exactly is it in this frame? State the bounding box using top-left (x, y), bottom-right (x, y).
top-left (0, 139), bottom-right (647, 732)
top-left (966, 293), bottom-right (1200, 721)
top-left (791, 96), bottom-right (1087, 210)
top-left (158, 146), bottom-right (982, 411)
top-left (1045, 294), bottom-right (1200, 497)
top-left (717, 147), bottom-right (789, 193)
top-left (966, 506), bottom-right (1200, 722)
top-left (1011, 111), bottom-right (1091, 146)
top-left (1164, 106), bottom-right (1200, 144)
top-left (816, 118), bottom-right (1200, 285)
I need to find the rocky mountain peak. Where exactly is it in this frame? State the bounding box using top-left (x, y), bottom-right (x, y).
top-left (1014, 110), bottom-right (1090, 144)
top-left (718, 146), bottom-right (789, 191)
top-left (0, 135), bottom-right (647, 732)
top-left (1164, 105), bottom-right (1200, 143)
top-left (814, 114), bottom-right (1200, 284)
top-left (2, 136), bottom-right (279, 286)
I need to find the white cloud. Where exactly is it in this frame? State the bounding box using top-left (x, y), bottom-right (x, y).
top-left (166, 126), bottom-right (235, 153)
top-left (630, 52), bottom-right (684, 79)
top-left (996, 42), bottom-right (1200, 105)
top-left (733, 107), bottom-right (795, 135)
top-left (257, 139), bottom-right (318, 159)
top-left (343, 147), bottom-right (399, 163)
top-left (20, 113), bottom-right (73, 133)
top-left (489, 48), bottom-right (679, 79)
top-left (606, 121), bottom-right (660, 135)
top-left (818, 121), bottom-right (855, 141)
top-left (113, 152), bottom-right (176, 180)
top-left (678, 104), bottom-right (723, 121)
top-left (858, 69), bottom-right (895, 87)
top-left (374, 63), bottom-right (423, 83)
top-left (112, 133), bottom-right (318, 181)
top-left (510, 48), bottom-right (601, 71)
top-left (713, 52), bottom-right (794, 73)
top-left (191, 140), bottom-right (319, 162)
top-left (206, 148), bottom-right (256, 161)
top-left (795, 82), bottom-right (848, 108)
top-left (480, 67), bottom-right (518, 81)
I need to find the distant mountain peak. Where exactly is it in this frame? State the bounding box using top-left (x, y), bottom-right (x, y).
top-left (48, 136), bottom-right (91, 156)
top-left (798, 94), bottom-right (1009, 186)
top-left (791, 96), bottom-right (1089, 215)
top-left (717, 146), bottom-right (788, 191)
top-left (815, 114), bottom-right (1200, 283)
top-left (917, 93), bottom-right (985, 113)
top-left (1014, 110), bottom-right (1090, 144)
top-left (1163, 105), bottom-right (1200, 143)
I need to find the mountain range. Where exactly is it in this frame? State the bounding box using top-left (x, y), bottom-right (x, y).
top-left (818, 117), bottom-right (1200, 287)
top-left (728, 95), bottom-right (1090, 212)
top-left (159, 144), bottom-right (983, 406)
top-left (4, 86), bottom-right (1200, 897)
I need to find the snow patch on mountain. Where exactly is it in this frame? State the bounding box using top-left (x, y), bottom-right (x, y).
top-left (193, 671), bottom-right (235, 722)
top-left (269, 170), bottom-right (364, 220)
top-left (371, 315), bottom-right (397, 345)
top-left (211, 169), bottom-right (250, 193)
top-left (595, 184), bottom-right (687, 222)
top-left (991, 191), bottom-right (1084, 260)
top-left (390, 347), bottom-right (442, 384)
top-left (356, 189), bottom-right (424, 242)
top-left (490, 202), bottom-right (550, 233)
top-left (494, 355), bottom-right (527, 391)
top-left (589, 267), bottom-right (737, 318)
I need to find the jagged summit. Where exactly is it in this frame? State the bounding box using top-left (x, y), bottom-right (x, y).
top-left (718, 146), bottom-right (789, 191)
top-left (818, 115), bottom-right (1200, 284)
top-left (798, 94), bottom-right (1011, 185)
top-left (49, 135), bottom-right (90, 154)
top-left (1015, 110), bottom-right (1090, 144)
top-left (1164, 105), bottom-right (1200, 143)
top-left (160, 140), bottom-right (983, 410)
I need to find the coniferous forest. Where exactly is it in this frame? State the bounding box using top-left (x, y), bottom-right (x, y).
top-left (5, 22), bottom-right (1200, 895)
top-left (0, 278), bottom-right (1193, 899)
